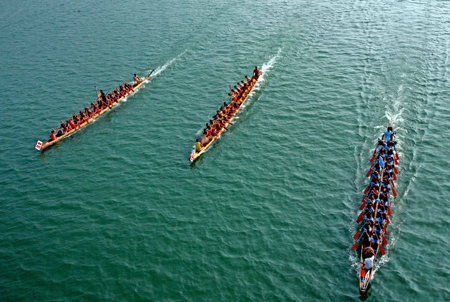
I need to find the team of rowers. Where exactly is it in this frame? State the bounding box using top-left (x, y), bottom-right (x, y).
top-left (194, 66), bottom-right (261, 152)
top-left (359, 126), bottom-right (397, 283)
top-left (47, 75), bottom-right (143, 141)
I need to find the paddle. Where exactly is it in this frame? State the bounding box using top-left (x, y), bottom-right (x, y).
top-left (394, 145), bottom-right (400, 161)
top-left (394, 166), bottom-right (398, 174)
top-left (380, 244), bottom-right (386, 255)
top-left (364, 183), bottom-right (371, 194)
top-left (351, 232), bottom-right (365, 251)
top-left (369, 147), bottom-right (378, 163)
top-left (360, 200), bottom-right (366, 210)
top-left (392, 188), bottom-right (397, 197)
top-left (390, 180), bottom-right (395, 188)
top-left (366, 163), bottom-right (374, 177)
top-left (356, 211), bottom-right (364, 223)
top-left (387, 206), bottom-right (391, 216)
top-left (148, 69), bottom-right (155, 78)
top-left (353, 223), bottom-right (366, 239)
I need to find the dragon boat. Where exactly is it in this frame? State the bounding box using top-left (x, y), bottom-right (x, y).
top-left (35, 71), bottom-right (154, 151)
top-left (189, 70), bottom-right (262, 162)
top-left (351, 125), bottom-right (400, 294)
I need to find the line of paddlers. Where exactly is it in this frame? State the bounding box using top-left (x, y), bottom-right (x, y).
top-left (194, 67), bottom-right (261, 152)
top-left (46, 77), bottom-right (142, 142)
top-left (351, 126), bottom-right (399, 293)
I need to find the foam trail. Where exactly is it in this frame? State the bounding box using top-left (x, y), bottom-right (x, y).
top-left (257, 48), bottom-right (282, 85)
top-left (149, 51), bottom-right (186, 78)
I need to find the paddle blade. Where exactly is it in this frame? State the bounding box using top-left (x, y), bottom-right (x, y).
top-left (351, 241), bottom-right (358, 251)
top-left (383, 236), bottom-right (388, 246)
top-left (391, 180), bottom-right (395, 188)
top-left (366, 169), bottom-right (372, 177)
top-left (380, 245), bottom-right (386, 255)
top-left (370, 155), bottom-right (376, 163)
top-left (356, 212), bottom-right (363, 223)
top-left (387, 206), bottom-right (391, 216)
top-left (364, 186), bottom-right (369, 194)
top-left (387, 217), bottom-right (391, 224)
top-left (393, 173), bottom-right (397, 180)
top-left (394, 158), bottom-right (399, 165)
top-left (394, 167), bottom-right (398, 174)
top-left (384, 227), bottom-right (387, 235)
top-left (360, 202), bottom-right (366, 210)
top-left (353, 231), bottom-right (361, 240)
top-left (393, 188), bottom-right (397, 197)
top-left (396, 152), bottom-right (399, 160)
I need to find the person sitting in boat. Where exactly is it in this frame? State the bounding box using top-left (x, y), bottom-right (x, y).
top-left (90, 102), bottom-right (100, 115)
top-left (63, 120), bottom-right (72, 132)
top-left (366, 198), bottom-right (375, 210)
top-left (195, 139), bottom-right (203, 152)
top-left (370, 175), bottom-right (380, 187)
top-left (370, 187), bottom-right (380, 197)
top-left (56, 128), bottom-right (64, 137)
top-left (362, 228), bottom-right (373, 246)
top-left (382, 178), bottom-right (390, 189)
top-left (377, 208), bottom-right (387, 221)
top-left (371, 235), bottom-right (380, 249)
top-left (200, 135), bottom-right (209, 146)
top-left (362, 248), bottom-right (375, 272)
top-left (374, 221), bottom-right (384, 234)
top-left (365, 212), bottom-right (375, 225)
top-left (49, 129), bottom-right (57, 142)
top-left (133, 74), bottom-right (141, 85)
top-left (124, 81), bottom-right (134, 92)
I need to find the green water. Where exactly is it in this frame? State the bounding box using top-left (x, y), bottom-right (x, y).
top-left (1, 0), bottom-right (449, 300)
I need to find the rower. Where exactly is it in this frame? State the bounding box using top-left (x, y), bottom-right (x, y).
top-left (195, 139), bottom-right (202, 152)
top-left (49, 129), bottom-right (57, 141)
top-left (133, 74), bottom-right (141, 85)
top-left (100, 90), bottom-right (108, 104)
top-left (67, 118), bottom-right (76, 129)
top-left (362, 248), bottom-right (375, 273)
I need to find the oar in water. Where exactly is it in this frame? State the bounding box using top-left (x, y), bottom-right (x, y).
top-left (360, 197), bottom-right (367, 210)
top-left (353, 222), bottom-right (367, 239)
top-left (366, 163), bottom-right (375, 177)
top-left (392, 187), bottom-right (397, 197)
top-left (356, 211), bottom-right (365, 223)
top-left (351, 232), bottom-right (365, 251)
top-left (369, 147), bottom-right (379, 163)
top-left (394, 145), bottom-right (400, 161)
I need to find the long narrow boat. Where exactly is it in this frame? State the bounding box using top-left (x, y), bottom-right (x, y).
top-left (189, 71), bottom-right (263, 162)
top-left (35, 72), bottom-right (153, 151)
top-left (351, 125), bottom-right (400, 294)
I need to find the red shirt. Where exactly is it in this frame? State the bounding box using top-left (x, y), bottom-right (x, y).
top-left (50, 133), bottom-right (57, 141)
